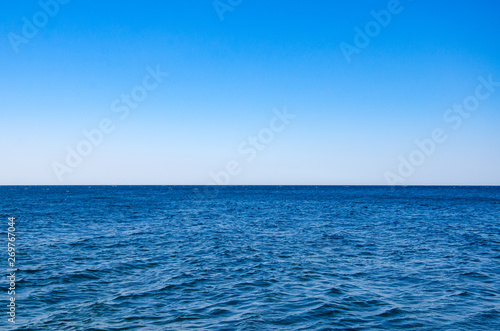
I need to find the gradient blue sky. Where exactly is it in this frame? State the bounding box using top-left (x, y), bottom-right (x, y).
top-left (1, 0), bottom-right (499, 185)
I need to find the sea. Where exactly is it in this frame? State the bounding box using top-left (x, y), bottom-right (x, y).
top-left (0, 186), bottom-right (499, 330)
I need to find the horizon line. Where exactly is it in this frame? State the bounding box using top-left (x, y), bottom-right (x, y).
top-left (1, 184), bottom-right (499, 187)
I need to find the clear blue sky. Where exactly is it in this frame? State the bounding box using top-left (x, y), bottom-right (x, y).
top-left (1, 0), bottom-right (499, 185)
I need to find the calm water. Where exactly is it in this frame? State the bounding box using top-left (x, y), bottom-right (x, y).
top-left (1, 186), bottom-right (499, 330)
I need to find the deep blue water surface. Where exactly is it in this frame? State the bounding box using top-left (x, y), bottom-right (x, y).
top-left (1, 186), bottom-right (499, 330)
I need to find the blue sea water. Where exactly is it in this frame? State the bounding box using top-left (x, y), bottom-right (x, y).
top-left (1, 186), bottom-right (499, 330)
